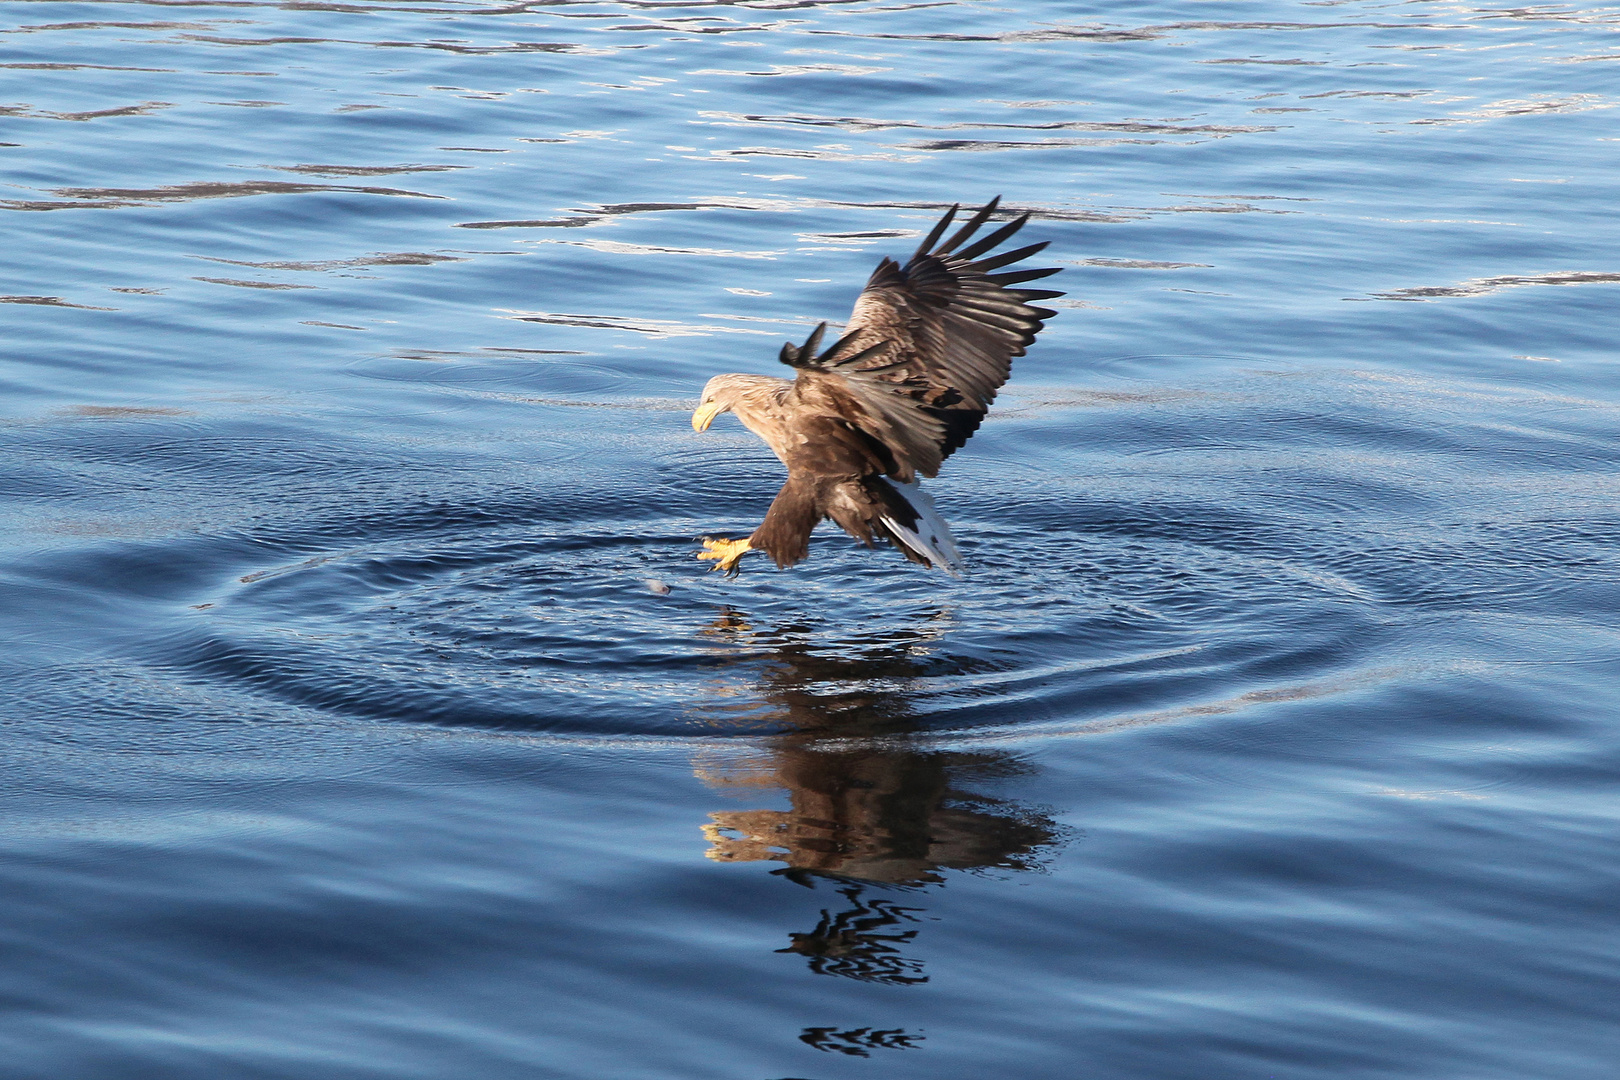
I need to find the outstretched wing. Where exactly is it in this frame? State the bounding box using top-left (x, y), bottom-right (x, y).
top-left (779, 196), bottom-right (1063, 480)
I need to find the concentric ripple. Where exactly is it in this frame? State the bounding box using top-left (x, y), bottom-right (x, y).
top-left (9, 368), bottom-right (1595, 749)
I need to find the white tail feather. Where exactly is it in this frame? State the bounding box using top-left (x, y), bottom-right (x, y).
top-left (878, 478), bottom-right (965, 575)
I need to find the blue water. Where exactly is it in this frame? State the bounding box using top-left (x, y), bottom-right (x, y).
top-left (3, 1), bottom-right (1618, 1076)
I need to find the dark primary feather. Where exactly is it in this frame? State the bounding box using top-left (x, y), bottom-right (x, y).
top-left (777, 197), bottom-right (1062, 481)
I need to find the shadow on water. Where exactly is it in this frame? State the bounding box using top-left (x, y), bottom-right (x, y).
top-left (689, 608), bottom-right (1069, 996)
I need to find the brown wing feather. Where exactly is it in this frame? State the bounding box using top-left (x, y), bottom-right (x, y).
top-left (783, 197), bottom-right (1062, 479)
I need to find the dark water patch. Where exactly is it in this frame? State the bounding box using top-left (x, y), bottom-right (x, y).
top-left (3, 180), bottom-right (445, 212)
top-left (1203, 57), bottom-right (1329, 65)
top-left (193, 276), bottom-right (320, 289)
top-left (0, 294), bottom-right (118, 309)
top-left (269, 162), bottom-right (470, 176)
top-left (0, 62), bottom-right (178, 71)
top-left (501, 309), bottom-right (784, 336)
top-left (51, 180), bottom-right (445, 202)
top-left (5, 20), bottom-right (229, 32)
top-left (456, 216), bottom-right (601, 228)
top-left (5, 100), bottom-right (176, 121)
top-left (194, 251), bottom-right (464, 271)
top-left (901, 137), bottom-right (1176, 152)
top-left (697, 144), bottom-right (928, 162)
top-left (175, 33), bottom-right (609, 55)
top-left (1368, 270), bottom-right (1620, 301)
top-left (697, 109), bottom-right (1278, 137)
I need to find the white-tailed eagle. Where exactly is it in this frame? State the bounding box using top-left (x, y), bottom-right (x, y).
top-left (690, 197), bottom-right (1062, 575)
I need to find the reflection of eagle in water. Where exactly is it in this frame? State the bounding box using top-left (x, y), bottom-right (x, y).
top-left (697, 609), bottom-right (1068, 889)
top-left (690, 197), bottom-right (1063, 575)
top-left (779, 885), bottom-right (929, 987)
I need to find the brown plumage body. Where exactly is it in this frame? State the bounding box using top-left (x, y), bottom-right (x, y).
top-left (691, 198), bottom-right (1063, 575)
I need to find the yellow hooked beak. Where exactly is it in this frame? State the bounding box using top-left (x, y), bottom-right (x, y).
top-left (692, 401), bottom-right (722, 432)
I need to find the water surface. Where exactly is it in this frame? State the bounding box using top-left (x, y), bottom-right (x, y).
top-left (3, 1), bottom-right (1618, 1076)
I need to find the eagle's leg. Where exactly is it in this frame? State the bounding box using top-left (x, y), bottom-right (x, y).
top-left (697, 537), bottom-right (755, 577)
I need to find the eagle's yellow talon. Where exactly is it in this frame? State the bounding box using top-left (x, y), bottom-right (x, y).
top-left (697, 537), bottom-right (753, 577)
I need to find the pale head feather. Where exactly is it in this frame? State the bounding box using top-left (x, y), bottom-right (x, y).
top-left (692, 373), bottom-right (793, 457)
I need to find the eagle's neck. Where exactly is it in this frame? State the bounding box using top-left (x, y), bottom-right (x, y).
top-left (727, 377), bottom-right (794, 464)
